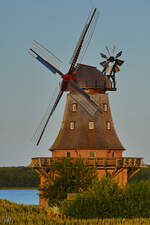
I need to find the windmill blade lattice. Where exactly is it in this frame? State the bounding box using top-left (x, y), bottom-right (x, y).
top-left (76, 8), bottom-right (100, 65)
top-left (69, 8), bottom-right (100, 73)
top-left (32, 40), bottom-right (62, 70)
top-left (32, 84), bottom-right (63, 146)
top-left (69, 25), bottom-right (87, 65)
top-left (68, 80), bottom-right (102, 116)
top-left (29, 40), bottom-right (63, 76)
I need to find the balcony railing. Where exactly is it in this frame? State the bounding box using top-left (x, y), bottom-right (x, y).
top-left (29, 157), bottom-right (145, 169)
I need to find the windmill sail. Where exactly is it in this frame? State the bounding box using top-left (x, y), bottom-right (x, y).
top-left (105, 46), bottom-right (111, 56)
top-left (32, 84), bottom-right (63, 146)
top-left (112, 45), bottom-right (116, 55)
top-left (69, 25), bottom-right (88, 65)
top-left (69, 8), bottom-right (100, 73)
top-left (77, 8), bottom-right (100, 63)
top-left (32, 40), bottom-right (62, 69)
top-left (29, 8), bottom-right (102, 146)
top-left (29, 40), bottom-right (63, 76)
top-left (68, 80), bottom-right (102, 116)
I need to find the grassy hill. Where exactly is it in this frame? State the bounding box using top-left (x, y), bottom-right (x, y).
top-left (1, 199), bottom-right (150, 225)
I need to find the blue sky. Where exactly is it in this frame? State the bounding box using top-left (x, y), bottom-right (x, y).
top-left (0, 0), bottom-right (149, 166)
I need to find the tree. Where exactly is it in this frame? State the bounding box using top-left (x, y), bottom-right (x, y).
top-left (123, 180), bottom-right (150, 217)
top-left (129, 166), bottom-right (150, 182)
top-left (40, 157), bottom-right (98, 207)
top-left (0, 167), bottom-right (39, 188)
top-left (62, 175), bottom-right (124, 218)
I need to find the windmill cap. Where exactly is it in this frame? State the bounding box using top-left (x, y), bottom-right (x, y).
top-left (74, 64), bottom-right (115, 91)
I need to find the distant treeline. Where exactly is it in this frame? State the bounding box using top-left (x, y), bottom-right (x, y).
top-left (0, 167), bottom-right (40, 188)
top-left (0, 165), bottom-right (149, 188)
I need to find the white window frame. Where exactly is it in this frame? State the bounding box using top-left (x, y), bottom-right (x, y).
top-left (70, 121), bottom-right (75, 130)
top-left (72, 103), bottom-right (77, 112)
top-left (89, 121), bottom-right (94, 130)
top-left (106, 121), bottom-right (111, 130)
top-left (103, 103), bottom-right (108, 112)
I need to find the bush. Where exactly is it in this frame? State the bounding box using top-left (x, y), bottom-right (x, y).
top-left (62, 176), bottom-right (150, 218)
top-left (62, 176), bottom-right (124, 218)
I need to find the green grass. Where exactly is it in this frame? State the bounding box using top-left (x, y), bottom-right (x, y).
top-left (1, 199), bottom-right (150, 225)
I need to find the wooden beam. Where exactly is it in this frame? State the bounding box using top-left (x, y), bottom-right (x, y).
top-left (128, 168), bottom-right (141, 179)
top-left (112, 168), bottom-right (124, 177)
top-left (35, 168), bottom-right (49, 179)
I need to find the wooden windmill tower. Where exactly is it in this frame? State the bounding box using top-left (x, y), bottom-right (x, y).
top-left (29, 8), bottom-right (144, 208)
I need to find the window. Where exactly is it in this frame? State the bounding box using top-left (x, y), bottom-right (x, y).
top-left (106, 121), bottom-right (111, 130)
top-left (89, 121), bottom-right (94, 130)
top-left (103, 103), bottom-right (108, 112)
top-left (70, 121), bottom-right (75, 130)
top-left (66, 152), bottom-right (70, 157)
top-left (90, 152), bottom-right (96, 158)
top-left (72, 103), bottom-right (77, 112)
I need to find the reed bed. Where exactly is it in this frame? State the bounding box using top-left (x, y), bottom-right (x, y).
top-left (0, 199), bottom-right (150, 225)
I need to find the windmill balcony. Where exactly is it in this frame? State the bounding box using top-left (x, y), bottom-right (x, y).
top-left (29, 157), bottom-right (145, 169)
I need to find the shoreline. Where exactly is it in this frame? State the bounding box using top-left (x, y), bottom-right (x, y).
top-left (0, 187), bottom-right (38, 190)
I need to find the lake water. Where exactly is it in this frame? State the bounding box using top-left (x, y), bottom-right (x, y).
top-left (0, 189), bottom-right (39, 205)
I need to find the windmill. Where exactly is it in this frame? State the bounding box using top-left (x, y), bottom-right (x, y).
top-left (29, 8), bottom-right (144, 209)
top-left (100, 45), bottom-right (124, 88)
top-left (29, 8), bottom-right (101, 146)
